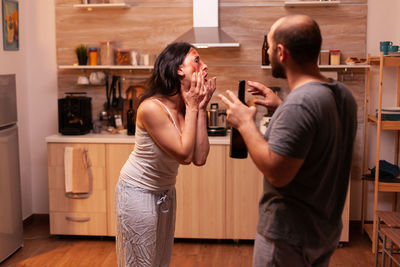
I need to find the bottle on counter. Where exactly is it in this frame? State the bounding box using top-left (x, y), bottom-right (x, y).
top-left (127, 99), bottom-right (136, 135)
top-left (229, 80), bottom-right (248, 159)
top-left (262, 34), bottom-right (270, 66)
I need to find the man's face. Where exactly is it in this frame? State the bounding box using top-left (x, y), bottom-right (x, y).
top-left (268, 30), bottom-right (287, 79)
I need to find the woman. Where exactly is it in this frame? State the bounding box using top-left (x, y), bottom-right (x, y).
top-left (115, 42), bottom-right (216, 267)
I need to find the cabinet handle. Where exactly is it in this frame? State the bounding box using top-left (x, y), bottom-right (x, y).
top-left (65, 216), bottom-right (91, 222)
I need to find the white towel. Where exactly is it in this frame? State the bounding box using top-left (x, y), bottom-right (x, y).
top-left (64, 147), bottom-right (73, 193)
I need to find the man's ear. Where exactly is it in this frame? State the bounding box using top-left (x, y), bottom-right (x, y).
top-left (276, 44), bottom-right (286, 63)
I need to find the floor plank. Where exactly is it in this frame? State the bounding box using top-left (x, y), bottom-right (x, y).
top-left (1, 216), bottom-right (376, 266)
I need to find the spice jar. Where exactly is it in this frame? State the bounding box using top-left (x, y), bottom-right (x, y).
top-left (88, 47), bottom-right (98, 65)
top-left (330, 50), bottom-right (341, 65)
top-left (100, 41), bottom-right (115, 65)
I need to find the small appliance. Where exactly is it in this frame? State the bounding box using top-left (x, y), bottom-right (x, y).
top-left (207, 103), bottom-right (227, 136)
top-left (58, 92), bottom-right (92, 135)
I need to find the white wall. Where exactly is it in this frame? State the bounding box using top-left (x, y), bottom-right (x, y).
top-left (0, 0), bottom-right (57, 219)
top-left (362, 0), bottom-right (400, 220)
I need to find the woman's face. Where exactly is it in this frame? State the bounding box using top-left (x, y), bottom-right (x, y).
top-left (178, 48), bottom-right (208, 85)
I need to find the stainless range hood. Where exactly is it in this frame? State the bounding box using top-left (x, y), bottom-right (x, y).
top-left (174, 0), bottom-right (240, 48)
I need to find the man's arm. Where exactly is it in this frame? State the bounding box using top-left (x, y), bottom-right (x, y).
top-left (219, 90), bottom-right (303, 187)
top-left (238, 118), bottom-right (303, 187)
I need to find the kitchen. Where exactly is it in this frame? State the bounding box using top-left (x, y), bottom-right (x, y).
top-left (1, 0), bottom-right (399, 266)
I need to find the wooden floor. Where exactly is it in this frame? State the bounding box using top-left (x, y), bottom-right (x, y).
top-left (1, 216), bottom-right (378, 267)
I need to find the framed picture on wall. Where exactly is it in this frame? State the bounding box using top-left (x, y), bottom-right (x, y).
top-left (2, 0), bottom-right (18, 51)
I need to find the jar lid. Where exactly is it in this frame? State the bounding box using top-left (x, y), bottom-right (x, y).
top-left (88, 47), bottom-right (98, 51)
top-left (330, 49), bottom-right (341, 52)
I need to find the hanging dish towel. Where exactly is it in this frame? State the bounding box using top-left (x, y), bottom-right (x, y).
top-left (64, 147), bottom-right (90, 194)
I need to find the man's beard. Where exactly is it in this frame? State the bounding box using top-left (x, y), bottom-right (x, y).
top-left (271, 52), bottom-right (287, 79)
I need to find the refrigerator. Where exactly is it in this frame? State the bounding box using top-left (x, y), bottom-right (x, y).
top-left (0, 74), bottom-right (23, 263)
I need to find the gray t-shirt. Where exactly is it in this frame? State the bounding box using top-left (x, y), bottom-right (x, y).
top-left (257, 79), bottom-right (357, 247)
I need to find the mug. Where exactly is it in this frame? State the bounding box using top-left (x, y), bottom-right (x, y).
top-left (77, 75), bottom-right (89, 85)
top-left (380, 41), bottom-right (393, 55)
top-left (389, 45), bottom-right (399, 53)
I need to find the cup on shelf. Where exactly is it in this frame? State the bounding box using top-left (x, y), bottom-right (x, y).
top-left (77, 75), bottom-right (89, 85)
top-left (380, 41), bottom-right (393, 55)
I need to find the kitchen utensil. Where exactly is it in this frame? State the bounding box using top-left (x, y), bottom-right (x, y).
top-left (111, 76), bottom-right (118, 108)
top-left (117, 77), bottom-right (124, 110)
top-left (207, 103), bottom-right (227, 136)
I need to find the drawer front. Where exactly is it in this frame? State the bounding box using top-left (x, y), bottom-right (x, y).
top-left (49, 189), bottom-right (106, 213)
top-left (50, 212), bottom-right (107, 236)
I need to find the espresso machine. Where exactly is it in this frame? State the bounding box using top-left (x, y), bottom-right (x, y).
top-left (207, 103), bottom-right (227, 136)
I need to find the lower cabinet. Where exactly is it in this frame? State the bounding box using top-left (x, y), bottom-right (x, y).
top-left (175, 145), bottom-right (227, 238)
top-left (47, 143), bottom-right (107, 236)
top-left (47, 142), bottom-right (349, 241)
top-left (175, 145), bottom-right (264, 239)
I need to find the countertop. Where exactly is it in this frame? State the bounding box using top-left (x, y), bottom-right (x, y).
top-left (45, 132), bottom-right (231, 145)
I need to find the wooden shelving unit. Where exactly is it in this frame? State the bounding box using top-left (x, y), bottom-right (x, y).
top-left (284, 1), bottom-right (341, 7)
top-left (73, 3), bottom-right (130, 10)
top-left (361, 53), bottom-right (400, 252)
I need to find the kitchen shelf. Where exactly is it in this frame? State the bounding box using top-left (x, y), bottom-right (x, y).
top-left (361, 53), bottom-right (400, 253)
top-left (58, 65), bottom-right (153, 70)
top-left (367, 115), bottom-right (400, 131)
top-left (261, 64), bottom-right (370, 69)
top-left (73, 3), bottom-right (130, 10)
top-left (284, 1), bottom-right (341, 7)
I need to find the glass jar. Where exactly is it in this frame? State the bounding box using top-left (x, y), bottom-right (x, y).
top-left (330, 50), bottom-right (341, 65)
top-left (100, 41), bottom-right (115, 65)
top-left (115, 49), bottom-right (131, 65)
top-left (88, 47), bottom-right (98, 65)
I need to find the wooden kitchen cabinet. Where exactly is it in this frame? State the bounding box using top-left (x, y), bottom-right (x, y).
top-left (226, 154), bottom-right (264, 239)
top-left (105, 143), bottom-right (134, 236)
top-left (175, 145), bottom-right (226, 238)
top-left (47, 143), bottom-right (107, 235)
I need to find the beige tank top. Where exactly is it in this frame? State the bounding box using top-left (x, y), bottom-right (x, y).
top-left (119, 99), bottom-right (181, 191)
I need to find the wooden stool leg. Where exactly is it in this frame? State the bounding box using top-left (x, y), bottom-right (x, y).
top-left (383, 235), bottom-right (387, 267)
top-left (376, 217), bottom-right (381, 266)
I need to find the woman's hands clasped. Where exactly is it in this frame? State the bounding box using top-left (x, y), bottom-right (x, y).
top-left (181, 72), bottom-right (216, 111)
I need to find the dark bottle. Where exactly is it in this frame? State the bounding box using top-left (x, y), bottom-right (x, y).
top-left (262, 34), bottom-right (270, 66)
top-left (127, 99), bottom-right (136, 135)
top-left (229, 80), bottom-right (248, 159)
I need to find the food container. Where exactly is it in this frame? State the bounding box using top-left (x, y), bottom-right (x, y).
top-left (88, 47), bottom-right (98, 65)
top-left (115, 49), bottom-right (131, 65)
top-left (100, 41), bottom-right (115, 65)
top-left (319, 50), bottom-right (330, 65)
top-left (330, 50), bottom-right (341, 65)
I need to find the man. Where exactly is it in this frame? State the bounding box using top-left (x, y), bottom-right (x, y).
top-left (219, 15), bottom-right (357, 266)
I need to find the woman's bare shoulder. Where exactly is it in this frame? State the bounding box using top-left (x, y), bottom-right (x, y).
top-left (137, 98), bottom-right (165, 121)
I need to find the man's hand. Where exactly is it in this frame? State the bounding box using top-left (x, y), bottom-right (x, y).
top-left (218, 90), bottom-right (256, 131)
top-left (247, 81), bottom-right (282, 110)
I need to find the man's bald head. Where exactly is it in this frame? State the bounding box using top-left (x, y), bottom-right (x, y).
top-left (270, 15), bottom-right (322, 65)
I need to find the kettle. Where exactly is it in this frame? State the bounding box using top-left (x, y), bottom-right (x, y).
top-left (207, 103), bottom-right (227, 136)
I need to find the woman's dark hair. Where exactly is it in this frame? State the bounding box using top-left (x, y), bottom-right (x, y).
top-left (139, 42), bottom-right (195, 103)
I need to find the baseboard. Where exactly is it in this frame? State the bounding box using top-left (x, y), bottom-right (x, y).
top-left (23, 214), bottom-right (49, 227)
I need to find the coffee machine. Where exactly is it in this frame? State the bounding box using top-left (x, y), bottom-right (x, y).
top-left (207, 103), bottom-right (227, 136)
top-left (58, 92), bottom-right (92, 135)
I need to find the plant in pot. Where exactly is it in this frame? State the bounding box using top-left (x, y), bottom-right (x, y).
top-left (75, 44), bottom-right (88, 65)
